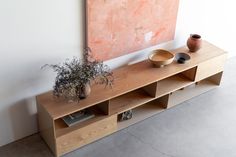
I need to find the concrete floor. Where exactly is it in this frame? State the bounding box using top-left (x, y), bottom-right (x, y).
top-left (1, 57), bottom-right (236, 157)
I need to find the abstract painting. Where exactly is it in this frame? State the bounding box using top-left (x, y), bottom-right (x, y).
top-left (86, 0), bottom-right (179, 60)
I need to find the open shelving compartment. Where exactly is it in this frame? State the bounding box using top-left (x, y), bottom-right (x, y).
top-left (109, 82), bottom-right (158, 115)
top-left (155, 66), bottom-right (197, 98)
top-left (54, 100), bottom-right (111, 138)
top-left (53, 100), bottom-right (117, 155)
top-left (117, 95), bottom-right (167, 130)
top-left (108, 82), bottom-right (162, 129)
top-left (163, 71), bottom-right (223, 108)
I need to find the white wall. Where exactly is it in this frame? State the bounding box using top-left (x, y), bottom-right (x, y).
top-left (0, 0), bottom-right (235, 146)
top-left (0, 0), bottom-right (84, 146)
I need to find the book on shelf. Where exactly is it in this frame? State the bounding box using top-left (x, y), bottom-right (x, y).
top-left (62, 109), bottom-right (95, 127)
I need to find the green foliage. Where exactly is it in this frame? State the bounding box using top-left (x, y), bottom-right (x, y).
top-left (43, 48), bottom-right (114, 101)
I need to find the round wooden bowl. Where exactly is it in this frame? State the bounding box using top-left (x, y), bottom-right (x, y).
top-left (149, 49), bottom-right (174, 68)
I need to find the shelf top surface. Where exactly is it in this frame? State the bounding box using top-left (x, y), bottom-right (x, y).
top-left (37, 40), bottom-right (227, 119)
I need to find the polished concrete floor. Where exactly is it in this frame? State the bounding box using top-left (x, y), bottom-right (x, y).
top-left (1, 57), bottom-right (236, 157)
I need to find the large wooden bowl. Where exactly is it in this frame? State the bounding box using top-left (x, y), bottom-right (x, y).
top-left (149, 49), bottom-right (174, 68)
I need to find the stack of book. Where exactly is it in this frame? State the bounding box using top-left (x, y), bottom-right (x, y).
top-left (62, 109), bottom-right (95, 127)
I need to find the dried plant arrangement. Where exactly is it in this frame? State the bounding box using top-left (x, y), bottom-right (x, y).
top-left (42, 48), bottom-right (114, 102)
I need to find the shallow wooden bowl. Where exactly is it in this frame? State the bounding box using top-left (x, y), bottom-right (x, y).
top-left (149, 49), bottom-right (174, 68)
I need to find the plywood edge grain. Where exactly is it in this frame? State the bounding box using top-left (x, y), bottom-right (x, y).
top-left (37, 102), bottom-right (57, 156)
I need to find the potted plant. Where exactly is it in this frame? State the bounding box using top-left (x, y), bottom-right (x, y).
top-left (43, 48), bottom-right (114, 102)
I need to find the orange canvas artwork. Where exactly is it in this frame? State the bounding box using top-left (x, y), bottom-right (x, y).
top-left (86, 0), bottom-right (179, 60)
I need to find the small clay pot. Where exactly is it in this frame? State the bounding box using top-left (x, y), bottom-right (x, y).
top-left (79, 83), bottom-right (91, 99)
top-left (187, 34), bottom-right (202, 52)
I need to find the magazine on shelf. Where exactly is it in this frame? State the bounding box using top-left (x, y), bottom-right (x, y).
top-left (62, 109), bottom-right (95, 127)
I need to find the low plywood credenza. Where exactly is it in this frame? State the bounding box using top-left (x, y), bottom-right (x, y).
top-left (37, 41), bottom-right (227, 156)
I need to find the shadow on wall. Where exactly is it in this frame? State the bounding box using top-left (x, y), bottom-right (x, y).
top-left (0, 58), bottom-right (53, 146)
top-left (0, 59), bottom-right (52, 146)
top-left (105, 39), bottom-right (180, 70)
top-left (9, 97), bottom-right (38, 141)
top-left (81, 0), bottom-right (87, 59)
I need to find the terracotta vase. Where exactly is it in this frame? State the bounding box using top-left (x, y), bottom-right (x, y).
top-left (79, 83), bottom-right (91, 99)
top-left (187, 34), bottom-right (202, 52)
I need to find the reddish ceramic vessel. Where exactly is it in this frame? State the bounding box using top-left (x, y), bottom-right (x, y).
top-left (187, 34), bottom-right (202, 52)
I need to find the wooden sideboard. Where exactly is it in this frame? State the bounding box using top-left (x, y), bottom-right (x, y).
top-left (37, 41), bottom-right (227, 157)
